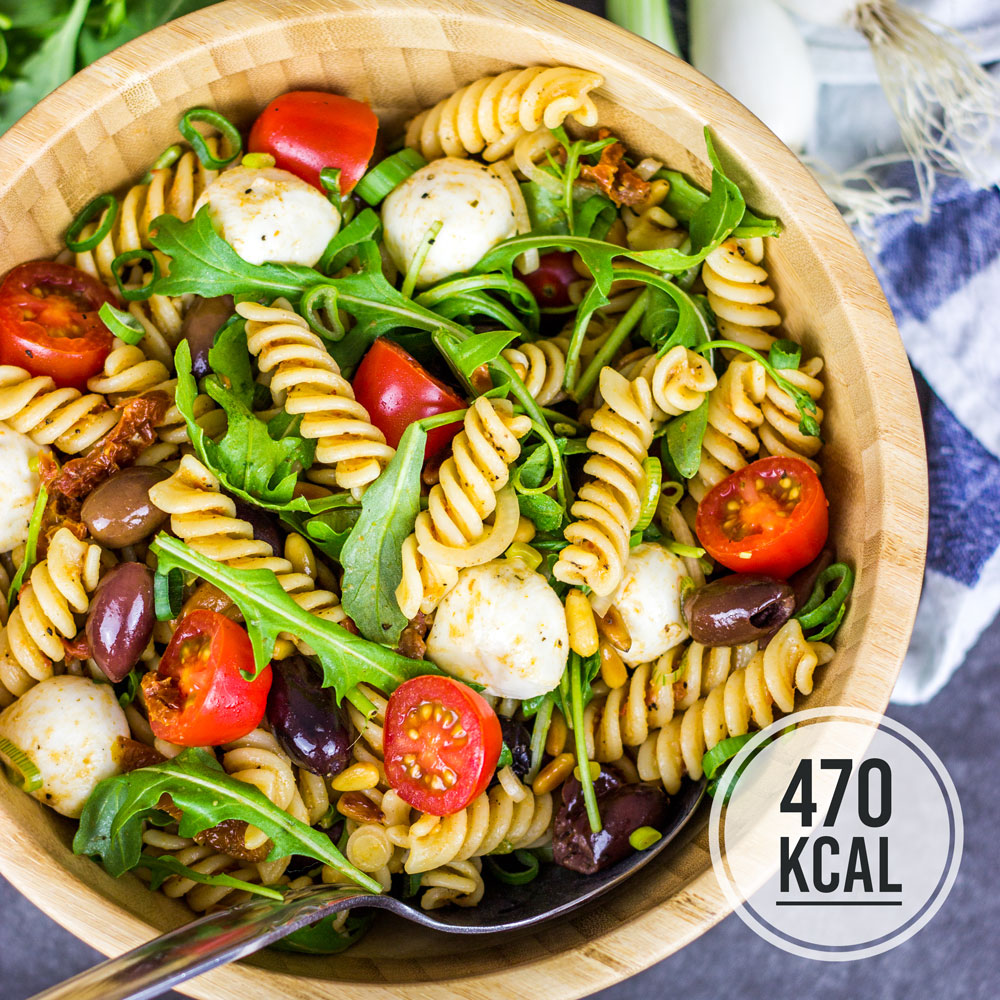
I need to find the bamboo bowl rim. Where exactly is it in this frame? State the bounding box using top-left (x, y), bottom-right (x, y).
top-left (0, 1), bottom-right (928, 997)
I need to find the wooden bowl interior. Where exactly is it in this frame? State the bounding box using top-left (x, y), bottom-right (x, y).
top-left (0, 1), bottom-right (927, 997)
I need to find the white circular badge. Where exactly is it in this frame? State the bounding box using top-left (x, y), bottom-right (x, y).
top-left (709, 707), bottom-right (962, 961)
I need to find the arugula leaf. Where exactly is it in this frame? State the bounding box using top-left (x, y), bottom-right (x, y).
top-left (149, 533), bottom-right (438, 697)
top-left (657, 166), bottom-right (781, 240)
top-left (0, 0), bottom-right (88, 134)
top-left (317, 208), bottom-right (381, 276)
top-left (431, 327), bottom-right (521, 383)
top-left (73, 747), bottom-right (380, 892)
top-left (288, 505), bottom-right (361, 562)
top-left (272, 911), bottom-right (374, 955)
top-left (519, 181), bottom-right (615, 241)
top-left (174, 335), bottom-right (317, 510)
top-left (665, 398), bottom-right (709, 479)
top-left (339, 421), bottom-right (427, 644)
top-left (149, 207), bottom-right (323, 299)
top-left (497, 743), bottom-right (514, 769)
top-left (567, 652), bottom-right (602, 831)
top-left (417, 274), bottom-right (539, 332)
top-left (139, 853), bottom-right (283, 901)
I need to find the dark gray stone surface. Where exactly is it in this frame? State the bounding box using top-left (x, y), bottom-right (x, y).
top-left (3, 612), bottom-right (997, 999)
top-left (3, 3), bottom-right (998, 998)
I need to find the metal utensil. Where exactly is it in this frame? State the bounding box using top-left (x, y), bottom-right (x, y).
top-left (28, 781), bottom-right (703, 1000)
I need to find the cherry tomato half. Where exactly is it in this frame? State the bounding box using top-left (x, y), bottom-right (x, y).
top-left (0, 261), bottom-right (116, 389)
top-left (695, 456), bottom-right (829, 579)
top-left (248, 91), bottom-right (379, 194)
top-left (352, 338), bottom-right (465, 462)
top-left (515, 250), bottom-right (579, 308)
top-left (384, 675), bottom-right (502, 816)
top-left (142, 609), bottom-right (271, 747)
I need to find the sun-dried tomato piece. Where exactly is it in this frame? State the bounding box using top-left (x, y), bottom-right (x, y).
top-left (578, 131), bottom-right (651, 207)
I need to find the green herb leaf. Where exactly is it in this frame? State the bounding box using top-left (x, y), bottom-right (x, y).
top-left (657, 171), bottom-right (781, 240)
top-left (517, 493), bottom-right (565, 534)
top-left (317, 208), bottom-right (381, 276)
top-left (339, 421), bottom-right (427, 644)
top-left (174, 333), bottom-right (318, 511)
top-left (568, 652), bottom-right (602, 832)
top-left (139, 852), bottom-right (283, 901)
top-left (149, 206), bottom-right (323, 300)
top-left (74, 747), bottom-right (380, 891)
top-left (431, 327), bottom-right (521, 383)
top-left (272, 911), bottom-right (374, 955)
top-left (665, 398), bottom-right (709, 479)
top-left (768, 338), bottom-right (802, 371)
top-left (149, 533), bottom-right (438, 696)
top-left (497, 743), bottom-right (514, 769)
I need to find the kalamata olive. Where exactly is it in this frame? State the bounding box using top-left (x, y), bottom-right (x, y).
top-left (81, 466), bottom-right (169, 548)
top-left (228, 494), bottom-right (283, 556)
top-left (267, 655), bottom-right (353, 776)
top-left (683, 574), bottom-right (796, 646)
top-left (495, 718), bottom-right (531, 781)
top-left (182, 295), bottom-right (234, 378)
top-left (85, 562), bottom-right (155, 682)
top-left (553, 766), bottom-right (669, 874)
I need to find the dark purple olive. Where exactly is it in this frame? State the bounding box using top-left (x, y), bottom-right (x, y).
top-left (81, 466), bottom-right (169, 548)
top-left (683, 574), bottom-right (795, 646)
top-left (493, 718), bottom-right (531, 783)
top-left (283, 820), bottom-right (344, 880)
top-left (553, 766), bottom-right (669, 874)
top-left (182, 295), bottom-right (234, 379)
top-left (267, 655), bottom-right (353, 776)
top-left (85, 562), bottom-right (155, 682)
top-left (228, 494), bottom-right (283, 556)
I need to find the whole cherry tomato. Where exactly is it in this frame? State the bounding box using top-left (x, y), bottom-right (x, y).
top-left (383, 675), bottom-right (502, 816)
top-left (515, 250), bottom-right (579, 308)
top-left (0, 261), bottom-right (116, 389)
top-left (695, 456), bottom-right (829, 579)
top-left (352, 338), bottom-right (465, 462)
top-left (248, 90), bottom-right (378, 194)
top-left (142, 610), bottom-right (271, 747)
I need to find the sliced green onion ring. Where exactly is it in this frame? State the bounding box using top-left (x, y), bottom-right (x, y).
top-left (400, 220), bottom-right (443, 300)
top-left (485, 849), bottom-right (541, 885)
top-left (142, 144), bottom-right (184, 182)
top-left (634, 456), bottom-right (662, 532)
top-left (111, 249), bottom-right (160, 302)
top-left (796, 563), bottom-right (855, 633)
top-left (628, 826), bottom-right (662, 851)
top-left (702, 734), bottom-right (757, 782)
top-left (300, 284), bottom-right (346, 341)
top-left (354, 148), bottom-right (427, 205)
top-left (178, 108), bottom-right (242, 169)
top-left (153, 568), bottom-right (184, 620)
top-left (0, 736), bottom-right (43, 793)
top-left (664, 540), bottom-right (705, 559)
top-left (65, 193), bottom-right (118, 253)
top-left (242, 152), bottom-right (275, 170)
top-left (98, 302), bottom-right (145, 345)
top-left (768, 338), bottom-right (802, 371)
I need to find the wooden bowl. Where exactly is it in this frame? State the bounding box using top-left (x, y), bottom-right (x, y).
top-left (0, 0), bottom-right (927, 996)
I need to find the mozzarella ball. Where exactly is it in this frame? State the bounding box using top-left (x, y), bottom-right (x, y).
top-left (0, 676), bottom-right (129, 818)
top-left (381, 157), bottom-right (516, 288)
top-left (426, 561), bottom-right (568, 699)
top-left (0, 422), bottom-right (40, 553)
top-left (194, 166), bottom-right (339, 267)
top-left (612, 543), bottom-right (690, 666)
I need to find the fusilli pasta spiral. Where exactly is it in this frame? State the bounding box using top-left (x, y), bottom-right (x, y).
top-left (74, 146), bottom-right (221, 364)
top-left (402, 782), bottom-right (553, 874)
top-left (237, 300), bottom-right (393, 499)
top-left (0, 528), bottom-right (102, 705)
top-left (619, 345), bottom-right (718, 423)
top-left (148, 455), bottom-right (347, 650)
top-left (501, 340), bottom-right (566, 406)
top-left (701, 237), bottom-right (780, 353)
top-left (405, 66), bottom-right (602, 162)
top-left (759, 356), bottom-right (825, 471)
top-left (637, 620), bottom-right (834, 793)
top-left (0, 365), bottom-right (118, 454)
top-left (396, 397), bottom-right (530, 618)
top-left (553, 368), bottom-right (654, 596)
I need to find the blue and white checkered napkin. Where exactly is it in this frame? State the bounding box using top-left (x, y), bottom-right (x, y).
top-left (867, 173), bottom-right (1000, 703)
top-left (801, 0), bottom-right (1000, 703)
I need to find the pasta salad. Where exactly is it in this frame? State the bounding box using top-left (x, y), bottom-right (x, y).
top-left (0, 64), bottom-right (853, 950)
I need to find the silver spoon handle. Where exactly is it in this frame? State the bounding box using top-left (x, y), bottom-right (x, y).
top-left (27, 884), bottom-right (383, 1000)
